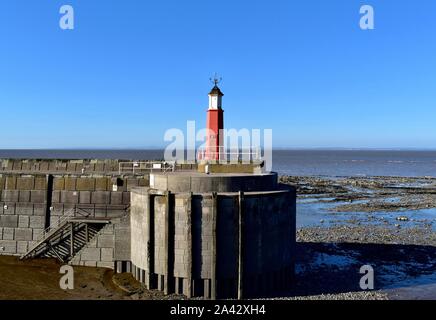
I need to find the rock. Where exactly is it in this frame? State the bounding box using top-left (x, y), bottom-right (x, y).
top-left (130, 293), bottom-right (140, 300)
top-left (396, 216), bottom-right (409, 222)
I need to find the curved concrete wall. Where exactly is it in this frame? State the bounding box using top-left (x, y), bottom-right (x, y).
top-left (150, 172), bottom-right (278, 193)
top-left (130, 184), bottom-right (296, 299)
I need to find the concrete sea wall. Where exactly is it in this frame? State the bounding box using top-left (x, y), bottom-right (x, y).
top-left (0, 159), bottom-right (122, 174)
top-left (0, 168), bottom-right (146, 257)
top-left (130, 172), bottom-right (296, 299)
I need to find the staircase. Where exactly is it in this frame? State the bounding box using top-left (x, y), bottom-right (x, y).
top-left (21, 210), bottom-right (111, 262)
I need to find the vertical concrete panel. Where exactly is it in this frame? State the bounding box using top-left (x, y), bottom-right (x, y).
top-left (237, 191), bottom-right (245, 300)
top-left (95, 178), bottom-right (110, 191)
top-left (163, 191), bottom-right (174, 295)
top-left (16, 177), bottom-right (35, 190)
top-left (184, 193), bottom-right (193, 298)
top-left (129, 189), bottom-right (148, 271)
top-left (146, 193), bottom-right (154, 289)
top-left (5, 176), bottom-right (17, 190)
top-left (53, 178), bottom-right (65, 191)
top-left (34, 176), bottom-right (47, 190)
top-left (210, 192), bottom-right (218, 299)
top-left (76, 178), bottom-right (96, 191)
top-left (64, 177), bottom-right (76, 191)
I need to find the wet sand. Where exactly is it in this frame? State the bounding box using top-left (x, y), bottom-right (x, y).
top-left (281, 175), bottom-right (436, 300)
top-left (281, 175), bottom-right (436, 214)
top-left (0, 256), bottom-right (186, 300)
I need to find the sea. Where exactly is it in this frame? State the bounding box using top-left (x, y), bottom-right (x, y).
top-left (0, 149), bottom-right (435, 177)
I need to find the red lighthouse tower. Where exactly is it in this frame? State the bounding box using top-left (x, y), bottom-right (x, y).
top-left (205, 76), bottom-right (224, 161)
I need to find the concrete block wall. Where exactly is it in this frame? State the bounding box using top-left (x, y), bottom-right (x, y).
top-left (70, 223), bottom-right (116, 269)
top-left (0, 173), bottom-right (147, 256)
top-left (50, 175), bottom-right (148, 218)
top-left (0, 175), bottom-right (47, 255)
top-left (0, 159), bottom-right (198, 174)
top-left (0, 159), bottom-right (123, 174)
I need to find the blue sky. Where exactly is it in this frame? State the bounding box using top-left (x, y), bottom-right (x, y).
top-left (0, 0), bottom-right (435, 149)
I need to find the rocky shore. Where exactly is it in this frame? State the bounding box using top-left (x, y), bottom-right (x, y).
top-left (290, 225), bottom-right (435, 299)
top-left (279, 175), bottom-right (436, 300)
top-left (280, 175), bottom-right (436, 213)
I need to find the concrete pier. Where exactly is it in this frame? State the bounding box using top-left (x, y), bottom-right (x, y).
top-left (130, 171), bottom-right (296, 299)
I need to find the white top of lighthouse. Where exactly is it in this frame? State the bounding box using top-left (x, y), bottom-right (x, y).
top-left (208, 74), bottom-right (224, 110)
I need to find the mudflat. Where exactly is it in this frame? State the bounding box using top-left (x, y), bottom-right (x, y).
top-left (0, 256), bottom-right (185, 300)
top-left (0, 256), bottom-right (126, 300)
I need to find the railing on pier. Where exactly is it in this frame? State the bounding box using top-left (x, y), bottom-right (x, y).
top-left (118, 161), bottom-right (175, 175)
top-left (196, 147), bottom-right (262, 163)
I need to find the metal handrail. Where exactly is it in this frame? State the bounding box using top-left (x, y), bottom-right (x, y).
top-left (118, 161), bottom-right (175, 175)
top-left (22, 205), bottom-right (112, 259)
top-left (197, 146), bottom-right (262, 162)
top-left (24, 208), bottom-right (76, 257)
top-left (74, 204), bottom-right (130, 218)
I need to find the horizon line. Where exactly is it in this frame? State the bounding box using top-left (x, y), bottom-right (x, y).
top-left (1, 147), bottom-right (436, 151)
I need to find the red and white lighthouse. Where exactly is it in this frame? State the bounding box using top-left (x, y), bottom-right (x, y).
top-left (205, 79), bottom-right (224, 161)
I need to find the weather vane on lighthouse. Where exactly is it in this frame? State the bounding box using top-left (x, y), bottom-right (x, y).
top-left (210, 73), bottom-right (222, 87)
